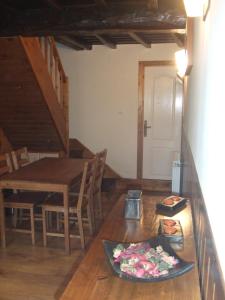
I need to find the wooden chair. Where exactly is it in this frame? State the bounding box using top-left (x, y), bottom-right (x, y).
top-left (0, 153), bottom-right (12, 176)
top-left (69, 149), bottom-right (107, 231)
top-left (11, 147), bottom-right (48, 225)
top-left (70, 149), bottom-right (107, 230)
top-left (0, 152), bottom-right (14, 217)
top-left (93, 149), bottom-right (107, 220)
top-left (0, 153), bottom-right (46, 245)
top-left (11, 147), bottom-right (30, 170)
top-left (41, 158), bottom-right (96, 249)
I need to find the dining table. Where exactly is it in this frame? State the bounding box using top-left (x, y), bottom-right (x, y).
top-left (0, 157), bottom-right (88, 254)
top-left (60, 194), bottom-right (201, 300)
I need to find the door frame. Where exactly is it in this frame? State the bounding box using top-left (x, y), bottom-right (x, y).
top-left (137, 60), bottom-right (175, 179)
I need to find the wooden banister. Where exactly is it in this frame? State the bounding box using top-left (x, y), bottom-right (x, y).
top-left (38, 37), bottom-right (69, 154)
top-left (0, 128), bottom-right (12, 154)
top-left (38, 37), bottom-right (68, 116)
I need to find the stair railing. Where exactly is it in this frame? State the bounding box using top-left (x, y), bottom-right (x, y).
top-left (38, 37), bottom-right (69, 125)
top-left (38, 37), bottom-right (69, 153)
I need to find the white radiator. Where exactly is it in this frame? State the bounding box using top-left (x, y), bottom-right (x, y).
top-left (172, 160), bottom-right (181, 194)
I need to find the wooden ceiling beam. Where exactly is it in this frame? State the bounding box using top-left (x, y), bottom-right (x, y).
top-left (75, 29), bottom-right (185, 36)
top-left (95, 0), bottom-right (107, 7)
top-left (7, 28), bottom-right (185, 38)
top-left (147, 0), bottom-right (158, 10)
top-left (172, 33), bottom-right (185, 48)
top-left (55, 38), bottom-right (80, 50)
top-left (95, 34), bottom-right (116, 49)
top-left (0, 2), bottom-right (17, 14)
top-left (44, 0), bottom-right (61, 10)
top-left (129, 32), bottom-right (151, 48)
top-left (0, 4), bottom-right (186, 37)
top-left (55, 36), bottom-right (92, 50)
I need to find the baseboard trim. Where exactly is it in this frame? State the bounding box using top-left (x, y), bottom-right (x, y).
top-left (116, 178), bottom-right (171, 192)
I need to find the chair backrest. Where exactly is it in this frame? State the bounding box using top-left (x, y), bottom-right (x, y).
top-left (11, 147), bottom-right (30, 170)
top-left (94, 149), bottom-right (107, 195)
top-left (0, 153), bottom-right (13, 176)
top-left (77, 158), bottom-right (97, 211)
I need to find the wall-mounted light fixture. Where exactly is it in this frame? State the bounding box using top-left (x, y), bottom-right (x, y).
top-left (203, 0), bottom-right (211, 21)
top-left (175, 49), bottom-right (188, 78)
top-left (183, 0), bottom-right (203, 17)
top-left (183, 0), bottom-right (210, 19)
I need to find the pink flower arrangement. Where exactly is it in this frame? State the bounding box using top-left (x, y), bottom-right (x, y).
top-left (113, 242), bottom-right (179, 278)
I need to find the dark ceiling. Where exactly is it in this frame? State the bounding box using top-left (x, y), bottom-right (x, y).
top-left (0, 0), bottom-right (186, 50)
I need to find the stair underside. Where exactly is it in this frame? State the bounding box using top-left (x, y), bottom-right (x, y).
top-left (0, 38), bottom-right (63, 152)
top-left (69, 138), bottom-right (120, 179)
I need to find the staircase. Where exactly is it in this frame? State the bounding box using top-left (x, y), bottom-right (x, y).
top-left (0, 37), bottom-right (68, 154)
top-left (0, 39), bottom-right (120, 189)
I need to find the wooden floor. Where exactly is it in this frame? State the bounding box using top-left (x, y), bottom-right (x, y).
top-left (0, 191), bottom-right (120, 300)
top-left (0, 191), bottom-right (171, 300)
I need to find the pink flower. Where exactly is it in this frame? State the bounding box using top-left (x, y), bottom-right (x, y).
top-left (135, 267), bottom-right (145, 278)
top-left (139, 260), bottom-right (156, 271)
top-left (113, 249), bottom-right (122, 258)
top-left (113, 242), bottom-right (179, 279)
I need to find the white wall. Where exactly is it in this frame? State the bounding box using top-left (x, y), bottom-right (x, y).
top-left (184, 0), bottom-right (225, 276)
top-left (57, 43), bottom-right (178, 178)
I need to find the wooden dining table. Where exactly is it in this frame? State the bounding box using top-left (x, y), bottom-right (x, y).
top-left (0, 157), bottom-right (87, 254)
top-left (60, 194), bottom-right (201, 300)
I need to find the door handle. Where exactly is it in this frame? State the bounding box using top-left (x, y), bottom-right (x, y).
top-left (144, 120), bottom-right (151, 137)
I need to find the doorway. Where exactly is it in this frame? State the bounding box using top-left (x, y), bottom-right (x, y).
top-left (137, 61), bottom-right (183, 180)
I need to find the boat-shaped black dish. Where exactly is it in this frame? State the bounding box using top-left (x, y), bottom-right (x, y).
top-left (102, 236), bottom-right (194, 282)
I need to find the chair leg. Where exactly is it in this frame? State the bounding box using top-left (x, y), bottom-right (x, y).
top-left (77, 211), bottom-right (85, 249)
top-left (56, 212), bottom-right (61, 231)
top-left (91, 197), bottom-right (96, 231)
top-left (30, 207), bottom-right (35, 246)
top-left (87, 204), bottom-right (94, 235)
top-left (47, 211), bottom-right (53, 229)
top-left (18, 209), bottom-right (23, 224)
top-left (12, 208), bottom-right (18, 227)
top-left (42, 208), bottom-right (47, 247)
top-left (97, 191), bottom-right (103, 220)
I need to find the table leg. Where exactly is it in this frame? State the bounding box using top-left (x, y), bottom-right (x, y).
top-left (63, 189), bottom-right (70, 254)
top-left (0, 190), bottom-right (6, 248)
top-left (90, 194), bottom-right (95, 232)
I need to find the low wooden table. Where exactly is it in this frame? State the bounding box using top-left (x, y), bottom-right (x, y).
top-left (0, 157), bottom-right (87, 254)
top-left (61, 194), bottom-right (201, 300)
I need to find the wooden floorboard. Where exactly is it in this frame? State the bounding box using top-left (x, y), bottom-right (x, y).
top-left (0, 191), bottom-right (120, 300)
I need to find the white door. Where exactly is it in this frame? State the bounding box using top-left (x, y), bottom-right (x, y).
top-left (143, 65), bottom-right (182, 180)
